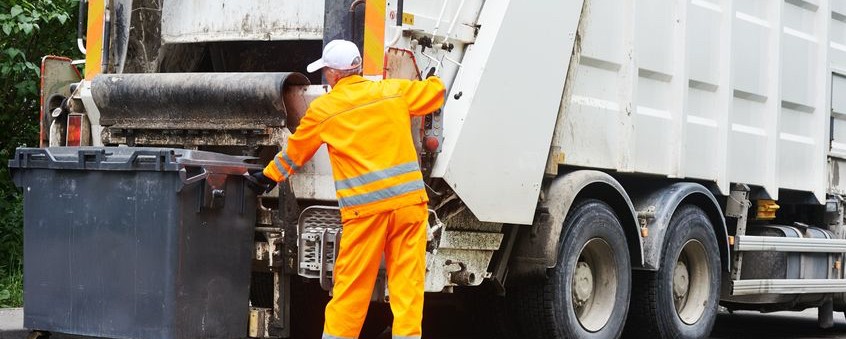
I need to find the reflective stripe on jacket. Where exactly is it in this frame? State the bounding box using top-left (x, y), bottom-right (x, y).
top-left (263, 75), bottom-right (445, 220)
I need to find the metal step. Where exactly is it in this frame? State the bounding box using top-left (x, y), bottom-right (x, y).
top-left (732, 279), bottom-right (846, 295)
top-left (734, 235), bottom-right (846, 253)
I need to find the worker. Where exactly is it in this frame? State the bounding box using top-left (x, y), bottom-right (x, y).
top-left (247, 39), bottom-right (445, 339)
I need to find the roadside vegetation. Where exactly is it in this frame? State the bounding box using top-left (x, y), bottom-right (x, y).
top-left (0, 0), bottom-right (77, 307)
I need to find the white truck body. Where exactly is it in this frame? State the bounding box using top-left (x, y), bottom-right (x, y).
top-left (557, 0), bottom-right (844, 204)
top-left (292, 0), bottom-right (846, 226)
top-left (428, 0), bottom-right (846, 224)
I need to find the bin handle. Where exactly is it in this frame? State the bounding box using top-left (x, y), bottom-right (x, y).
top-left (13, 148), bottom-right (57, 168)
top-left (77, 149), bottom-right (105, 167)
top-left (179, 167), bottom-right (208, 185)
top-left (127, 150), bottom-right (174, 171)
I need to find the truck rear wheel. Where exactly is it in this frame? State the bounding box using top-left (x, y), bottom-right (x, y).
top-left (512, 199), bottom-right (631, 339)
top-left (625, 205), bottom-right (720, 339)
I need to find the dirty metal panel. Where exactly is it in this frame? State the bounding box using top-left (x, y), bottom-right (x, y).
top-left (111, 0), bottom-right (132, 73)
top-left (92, 72), bottom-right (310, 130)
top-left (121, 0), bottom-right (160, 73)
top-left (40, 56), bottom-right (81, 147)
top-left (437, 231), bottom-right (503, 251)
top-left (425, 248), bottom-right (495, 291)
top-left (161, 0), bottom-right (324, 43)
top-left (101, 128), bottom-right (287, 148)
top-left (290, 145), bottom-right (337, 201)
top-left (287, 86), bottom-right (337, 201)
top-left (828, 157), bottom-right (846, 195)
top-left (248, 307), bottom-right (272, 338)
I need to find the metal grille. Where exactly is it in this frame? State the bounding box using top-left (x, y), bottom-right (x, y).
top-left (297, 206), bottom-right (342, 290)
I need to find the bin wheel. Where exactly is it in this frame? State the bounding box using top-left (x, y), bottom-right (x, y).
top-left (27, 330), bottom-right (51, 339)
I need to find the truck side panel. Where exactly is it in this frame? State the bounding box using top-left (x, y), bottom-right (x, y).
top-left (828, 3), bottom-right (846, 194)
top-left (430, 0), bottom-right (584, 225)
top-left (557, 0), bottom-right (838, 202)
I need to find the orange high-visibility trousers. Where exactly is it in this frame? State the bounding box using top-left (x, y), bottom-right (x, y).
top-left (323, 203), bottom-right (428, 339)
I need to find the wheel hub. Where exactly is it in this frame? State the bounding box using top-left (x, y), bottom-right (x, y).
top-left (571, 238), bottom-right (617, 333)
top-left (673, 260), bottom-right (690, 300)
top-left (674, 239), bottom-right (710, 325)
top-left (573, 261), bottom-right (594, 305)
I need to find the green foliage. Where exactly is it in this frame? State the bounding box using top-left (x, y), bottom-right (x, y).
top-left (0, 254), bottom-right (23, 308)
top-left (0, 0), bottom-right (79, 307)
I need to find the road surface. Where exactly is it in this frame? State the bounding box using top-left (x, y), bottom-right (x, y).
top-left (2, 307), bottom-right (846, 338)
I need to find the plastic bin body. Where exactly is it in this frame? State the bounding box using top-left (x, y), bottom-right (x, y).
top-left (9, 147), bottom-right (259, 339)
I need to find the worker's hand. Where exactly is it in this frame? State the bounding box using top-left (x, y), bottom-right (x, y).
top-left (244, 169), bottom-right (277, 194)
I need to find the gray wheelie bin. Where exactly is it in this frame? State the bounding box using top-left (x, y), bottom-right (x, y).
top-left (8, 147), bottom-right (261, 339)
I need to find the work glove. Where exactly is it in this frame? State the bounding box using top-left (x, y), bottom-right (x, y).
top-left (244, 169), bottom-right (277, 194)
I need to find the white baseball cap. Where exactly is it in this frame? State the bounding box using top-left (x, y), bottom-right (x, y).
top-left (307, 40), bottom-right (362, 73)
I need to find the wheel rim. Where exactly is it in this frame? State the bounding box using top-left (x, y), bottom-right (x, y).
top-left (673, 239), bottom-right (710, 325)
top-left (572, 238), bottom-right (617, 332)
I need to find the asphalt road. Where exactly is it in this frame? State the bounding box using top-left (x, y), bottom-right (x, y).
top-left (709, 308), bottom-right (846, 339)
top-left (3, 307), bottom-right (846, 338)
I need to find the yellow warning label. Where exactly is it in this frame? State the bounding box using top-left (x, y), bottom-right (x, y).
top-left (402, 12), bottom-right (415, 26)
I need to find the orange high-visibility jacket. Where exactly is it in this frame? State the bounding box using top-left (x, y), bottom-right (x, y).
top-left (263, 75), bottom-right (445, 220)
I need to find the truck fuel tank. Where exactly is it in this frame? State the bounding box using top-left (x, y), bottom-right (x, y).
top-left (723, 224), bottom-right (836, 307)
top-left (740, 225), bottom-right (834, 282)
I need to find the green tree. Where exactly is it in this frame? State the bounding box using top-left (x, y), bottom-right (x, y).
top-left (0, 0), bottom-right (78, 307)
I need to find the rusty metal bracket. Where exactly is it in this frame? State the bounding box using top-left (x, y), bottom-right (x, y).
top-left (728, 184), bottom-right (751, 282)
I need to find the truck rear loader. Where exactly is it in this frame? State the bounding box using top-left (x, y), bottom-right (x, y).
top-left (19, 0), bottom-right (846, 338)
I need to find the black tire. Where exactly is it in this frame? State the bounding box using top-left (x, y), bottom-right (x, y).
top-left (510, 199), bottom-right (632, 339)
top-left (624, 205), bottom-right (720, 339)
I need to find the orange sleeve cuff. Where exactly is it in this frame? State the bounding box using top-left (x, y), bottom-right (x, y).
top-left (263, 162), bottom-right (284, 182)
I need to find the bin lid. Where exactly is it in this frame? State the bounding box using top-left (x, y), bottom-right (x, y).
top-left (8, 147), bottom-right (262, 174)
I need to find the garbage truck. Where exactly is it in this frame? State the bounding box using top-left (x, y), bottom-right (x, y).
top-left (20, 0), bottom-right (846, 338)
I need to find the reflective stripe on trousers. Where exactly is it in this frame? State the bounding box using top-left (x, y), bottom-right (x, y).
top-left (322, 334), bottom-right (421, 339)
top-left (322, 334), bottom-right (354, 339)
